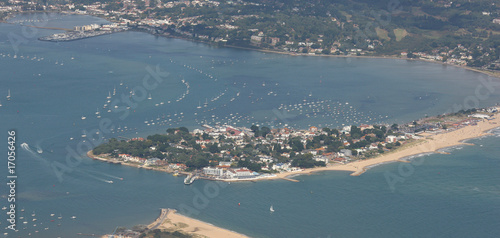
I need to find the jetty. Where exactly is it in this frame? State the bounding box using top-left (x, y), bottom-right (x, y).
top-left (281, 177), bottom-right (300, 182)
top-left (148, 208), bottom-right (170, 230)
top-left (38, 28), bottom-right (127, 42)
top-left (184, 173), bottom-right (198, 185)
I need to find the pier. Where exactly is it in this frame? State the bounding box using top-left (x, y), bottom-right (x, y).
top-left (38, 28), bottom-right (127, 42)
top-left (281, 177), bottom-right (300, 182)
top-left (148, 208), bottom-right (170, 230)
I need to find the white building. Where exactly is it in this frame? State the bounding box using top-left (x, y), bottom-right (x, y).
top-left (259, 155), bottom-right (274, 163)
top-left (203, 167), bottom-right (224, 176)
top-left (235, 169), bottom-right (252, 177)
top-left (272, 163), bottom-right (290, 171)
top-left (313, 155), bottom-right (328, 164)
top-left (469, 114), bottom-right (490, 119)
top-left (219, 161), bottom-right (232, 167)
top-left (386, 135), bottom-right (398, 143)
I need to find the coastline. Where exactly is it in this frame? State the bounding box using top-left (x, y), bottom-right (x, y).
top-left (152, 208), bottom-right (249, 238)
top-left (222, 44), bottom-right (500, 79)
top-left (3, 11), bottom-right (499, 80)
top-left (103, 116), bottom-right (499, 237)
top-left (86, 150), bottom-right (179, 174)
top-left (261, 114), bottom-right (500, 179)
top-left (87, 113), bottom-right (500, 181)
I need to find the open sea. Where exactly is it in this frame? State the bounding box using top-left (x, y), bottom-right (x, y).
top-left (0, 13), bottom-right (499, 238)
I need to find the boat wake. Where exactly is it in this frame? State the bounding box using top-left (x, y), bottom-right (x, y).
top-left (84, 172), bottom-right (114, 184)
top-left (82, 169), bottom-right (123, 181)
top-left (20, 143), bottom-right (49, 163)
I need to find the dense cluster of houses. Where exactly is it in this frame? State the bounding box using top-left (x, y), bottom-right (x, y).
top-left (98, 106), bottom-right (499, 182)
top-left (401, 43), bottom-right (500, 69)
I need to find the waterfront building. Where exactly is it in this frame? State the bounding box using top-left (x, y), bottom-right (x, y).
top-left (386, 135), bottom-right (398, 143)
top-left (203, 167), bottom-right (224, 176)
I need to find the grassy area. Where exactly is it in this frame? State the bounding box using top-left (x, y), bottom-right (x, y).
top-left (393, 28), bottom-right (408, 41)
top-left (376, 27), bottom-right (390, 41)
top-left (419, 29), bottom-right (447, 39)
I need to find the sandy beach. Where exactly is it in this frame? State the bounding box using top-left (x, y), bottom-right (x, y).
top-left (88, 113), bottom-right (500, 182)
top-left (154, 209), bottom-right (249, 238)
top-left (265, 114), bottom-right (500, 179)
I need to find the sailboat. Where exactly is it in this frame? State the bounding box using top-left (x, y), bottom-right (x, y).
top-left (197, 101), bottom-right (202, 109)
top-left (270, 205), bottom-right (275, 212)
top-left (107, 91), bottom-right (111, 99)
top-left (204, 98), bottom-right (208, 107)
top-left (7, 89), bottom-right (11, 101)
top-left (148, 93), bottom-right (152, 100)
top-left (113, 86), bottom-right (116, 96)
top-left (0, 100), bottom-right (2, 107)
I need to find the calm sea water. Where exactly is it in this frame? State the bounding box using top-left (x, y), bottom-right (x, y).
top-left (0, 13), bottom-right (499, 237)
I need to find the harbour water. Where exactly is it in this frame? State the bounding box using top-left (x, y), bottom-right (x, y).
top-left (0, 13), bottom-right (499, 237)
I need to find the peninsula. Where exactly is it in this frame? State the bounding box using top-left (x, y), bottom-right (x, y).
top-left (102, 208), bottom-right (249, 238)
top-left (96, 108), bottom-right (500, 238)
top-left (89, 107), bottom-right (500, 183)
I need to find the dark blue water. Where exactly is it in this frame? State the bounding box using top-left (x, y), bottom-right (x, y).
top-left (0, 13), bottom-right (499, 237)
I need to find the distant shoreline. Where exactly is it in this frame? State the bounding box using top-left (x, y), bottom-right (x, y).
top-left (221, 44), bottom-right (500, 79)
top-left (3, 11), bottom-right (499, 80)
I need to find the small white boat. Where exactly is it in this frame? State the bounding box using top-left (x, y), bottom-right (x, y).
top-left (107, 92), bottom-right (111, 99)
top-left (270, 205), bottom-right (274, 212)
top-left (148, 93), bottom-right (152, 100)
top-left (7, 89), bottom-right (11, 101)
top-left (71, 216), bottom-right (76, 219)
top-left (81, 116), bottom-right (86, 120)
